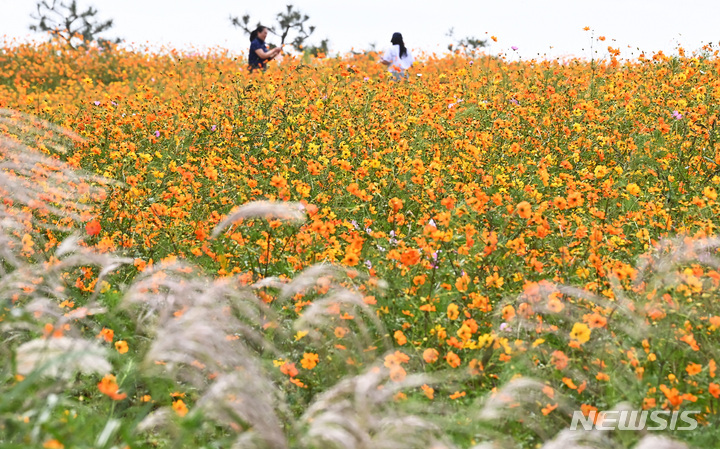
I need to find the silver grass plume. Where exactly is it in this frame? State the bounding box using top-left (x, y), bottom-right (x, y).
top-left (1, 109), bottom-right (126, 372)
top-left (476, 236), bottom-right (720, 447)
top-left (632, 436), bottom-right (689, 449)
top-left (197, 370), bottom-right (289, 449)
top-left (0, 108), bottom-right (83, 154)
top-left (539, 429), bottom-right (690, 449)
top-left (0, 109), bottom-right (110, 230)
top-left (123, 260), bottom-right (286, 386)
top-left (1, 234), bottom-right (129, 350)
top-left (287, 263), bottom-right (391, 365)
top-left (632, 236), bottom-right (720, 305)
top-left (297, 364), bottom-right (450, 449)
top-left (211, 200), bottom-right (306, 238)
top-left (15, 337), bottom-right (111, 379)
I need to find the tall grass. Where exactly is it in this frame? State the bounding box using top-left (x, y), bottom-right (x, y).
top-left (1, 66), bottom-right (717, 447)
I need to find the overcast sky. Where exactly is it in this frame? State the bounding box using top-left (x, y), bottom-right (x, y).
top-left (1, 0), bottom-right (718, 60)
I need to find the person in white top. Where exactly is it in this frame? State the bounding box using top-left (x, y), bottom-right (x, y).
top-left (380, 32), bottom-right (413, 80)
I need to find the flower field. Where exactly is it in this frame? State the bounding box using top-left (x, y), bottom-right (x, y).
top-left (1, 40), bottom-right (720, 448)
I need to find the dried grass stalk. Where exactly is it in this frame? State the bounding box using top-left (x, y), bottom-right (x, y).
top-left (15, 337), bottom-right (111, 379)
top-left (212, 200), bottom-right (306, 237)
top-left (197, 371), bottom-right (289, 449)
top-left (298, 365), bottom-right (444, 449)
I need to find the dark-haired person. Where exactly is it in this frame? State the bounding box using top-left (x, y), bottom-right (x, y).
top-left (379, 32), bottom-right (414, 80)
top-left (249, 26), bottom-right (282, 72)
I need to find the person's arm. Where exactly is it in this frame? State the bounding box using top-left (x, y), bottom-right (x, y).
top-left (379, 48), bottom-right (393, 65)
top-left (255, 46), bottom-right (282, 60)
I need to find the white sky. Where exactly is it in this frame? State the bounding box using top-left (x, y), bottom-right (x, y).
top-left (1, 0), bottom-right (718, 60)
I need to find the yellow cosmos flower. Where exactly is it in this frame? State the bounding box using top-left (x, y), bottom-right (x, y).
top-left (626, 183), bottom-right (641, 196)
top-left (570, 322), bottom-right (591, 345)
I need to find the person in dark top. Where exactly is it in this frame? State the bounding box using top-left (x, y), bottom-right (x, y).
top-left (249, 26), bottom-right (282, 71)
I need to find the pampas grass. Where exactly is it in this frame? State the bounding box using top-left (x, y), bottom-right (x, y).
top-left (1, 109), bottom-right (708, 449)
top-left (15, 337), bottom-right (111, 379)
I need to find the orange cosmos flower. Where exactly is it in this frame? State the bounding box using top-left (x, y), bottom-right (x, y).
top-left (172, 399), bottom-right (189, 417)
top-left (626, 183), bottom-right (641, 196)
top-left (440, 196), bottom-right (455, 210)
top-left (551, 350), bottom-right (569, 370)
top-left (280, 362), bottom-right (299, 377)
top-left (388, 197), bottom-right (403, 212)
top-left (709, 383), bottom-right (720, 399)
top-left (585, 312), bottom-right (607, 328)
top-left (686, 363), bottom-right (702, 376)
top-left (541, 403), bottom-right (558, 415)
top-left (449, 390), bottom-right (466, 400)
top-left (194, 227), bottom-right (208, 241)
top-left (659, 384), bottom-right (683, 407)
top-left (567, 191), bottom-right (584, 207)
top-left (455, 273), bottom-right (469, 292)
top-left (485, 272), bottom-right (504, 288)
top-left (301, 352), bottom-right (319, 370)
top-left (680, 334), bottom-right (700, 351)
top-left (421, 384), bottom-right (435, 399)
top-left (97, 327), bottom-right (114, 342)
top-left (270, 175), bottom-right (287, 189)
top-left (447, 303), bottom-right (459, 320)
top-left (423, 348), bottom-right (439, 363)
top-left (445, 351), bottom-right (461, 368)
top-left (516, 201), bottom-right (532, 219)
top-left (97, 374), bottom-right (127, 400)
top-left (85, 219), bottom-right (101, 236)
top-left (457, 323), bottom-right (473, 342)
top-left (546, 297), bottom-right (564, 313)
top-left (342, 251), bottom-right (359, 266)
top-left (703, 186), bottom-right (718, 200)
top-left (384, 351), bottom-right (409, 382)
top-left (114, 340), bottom-right (129, 354)
top-left (501, 304), bottom-right (515, 321)
top-left (400, 248), bottom-right (420, 266)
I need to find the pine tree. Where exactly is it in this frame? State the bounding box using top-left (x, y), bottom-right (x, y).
top-left (30, 0), bottom-right (120, 48)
